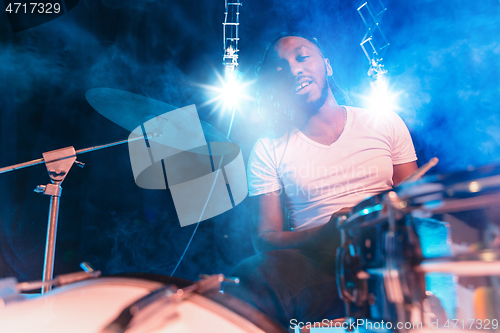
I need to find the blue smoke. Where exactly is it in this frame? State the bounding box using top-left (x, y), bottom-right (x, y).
top-left (352, 0), bottom-right (500, 172)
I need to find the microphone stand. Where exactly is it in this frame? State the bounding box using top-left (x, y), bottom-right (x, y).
top-left (0, 136), bottom-right (148, 293)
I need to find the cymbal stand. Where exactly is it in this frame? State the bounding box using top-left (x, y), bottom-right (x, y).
top-left (0, 135), bottom-right (152, 294)
top-left (35, 147), bottom-right (78, 293)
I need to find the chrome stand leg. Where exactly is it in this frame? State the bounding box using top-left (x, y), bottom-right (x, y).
top-left (42, 194), bottom-right (61, 294)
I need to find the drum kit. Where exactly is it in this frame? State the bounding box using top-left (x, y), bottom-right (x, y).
top-left (0, 88), bottom-right (499, 332)
top-left (336, 163), bottom-right (500, 332)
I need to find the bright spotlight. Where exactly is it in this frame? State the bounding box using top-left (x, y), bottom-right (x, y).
top-left (364, 75), bottom-right (403, 113)
top-left (221, 73), bottom-right (242, 109)
top-left (198, 68), bottom-right (254, 116)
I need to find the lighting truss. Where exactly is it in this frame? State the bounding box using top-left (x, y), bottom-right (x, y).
top-left (357, 0), bottom-right (389, 78)
top-left (223, 0), bottom-right (242, 72)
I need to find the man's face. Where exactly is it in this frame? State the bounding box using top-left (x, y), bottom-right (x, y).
top-left (266, 36), bottom-right (333, 106)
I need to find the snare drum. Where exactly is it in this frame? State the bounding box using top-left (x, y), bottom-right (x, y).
top-left (0, 275), bottom-right (286, 333)
top-left (336, 164), bottom-right (500, 328)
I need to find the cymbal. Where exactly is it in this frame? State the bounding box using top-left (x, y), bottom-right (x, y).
top-left (85, 88), bottom-right (229, 142)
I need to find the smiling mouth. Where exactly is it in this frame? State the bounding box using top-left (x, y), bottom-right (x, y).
top-left (296, 81), bottom-right (312, 92)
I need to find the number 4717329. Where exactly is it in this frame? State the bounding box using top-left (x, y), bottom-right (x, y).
top-left (5, 3), bottom-right (61, 14)
top-left (442, 319), bottom-right (499, 330)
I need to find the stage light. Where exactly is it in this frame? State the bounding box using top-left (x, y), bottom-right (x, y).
top-left (364, 75), bottom-right (402, 113)
top-left (199, 68), bottom-right (254, 116)
top-left (221, 71), bottom-right (243, 109)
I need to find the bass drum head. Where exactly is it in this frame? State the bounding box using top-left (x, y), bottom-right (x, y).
top-left (0, 274), bottom-right (287, 333)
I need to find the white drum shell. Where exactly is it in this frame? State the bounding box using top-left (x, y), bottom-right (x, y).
top-left (0, 278), bottom-right (266, 333)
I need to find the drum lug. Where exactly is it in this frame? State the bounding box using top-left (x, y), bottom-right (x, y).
top-left (195, 274), bottom-right (226, 294)
top-left (16, 270), bottom-right (101, 293)
top-left (0, 277), bottom-right (22, 307)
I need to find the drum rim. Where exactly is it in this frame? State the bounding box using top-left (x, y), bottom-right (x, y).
top-left (47, 276), bottom-right (164, 296)
top-left (66, 273), bottom-right (288, 333)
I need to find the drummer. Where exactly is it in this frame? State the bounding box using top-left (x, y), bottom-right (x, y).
top-left (224, 33), bottom-right (418, 328)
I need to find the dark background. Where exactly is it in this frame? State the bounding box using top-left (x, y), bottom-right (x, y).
top-left (0, 0), bottom-right (499, 282)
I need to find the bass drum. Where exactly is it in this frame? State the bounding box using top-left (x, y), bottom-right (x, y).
top-left (0, 274), bottom-right (287, 333)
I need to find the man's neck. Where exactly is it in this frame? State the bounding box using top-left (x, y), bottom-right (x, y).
top-left (295, 89), bottom-right (345, 142)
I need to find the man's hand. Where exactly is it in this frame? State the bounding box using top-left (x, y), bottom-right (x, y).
top-left (334, 207), bottom-right (351, 218)
top-left (324, 207), bottom-right (351, 229)
top-left (318, 207), bottom-right (352, 253)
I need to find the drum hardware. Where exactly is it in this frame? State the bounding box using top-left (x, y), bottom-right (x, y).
top-left (337, 190), bottom-right (433, 328)
top-left (199, 274), bottom-right (240, 285)
top-left (336, 212), bottom-right (371, 318)
top-left (417, 192), bottom-right (500, 216)
top-left (36, 147), bottom-right (78, 294)
top-left (0, 135), bottom-right (154, 293)
top-left (80, 261), bottom-right (95, 273)
top-left (386, 190), bottom-right (427, 325)
top-left (385, 192), bottom-right (403, 305)
top-left (337, 192), bottom-right (409, 232)
top-left (336, 241), bottom-right (369, 308)
top-left (100, 274), bottom-right (238, 333)
top-left (0, 267), bottom-right (101, 307)
top-left (417, 249), bottom-right (500, 276)
top-left (16, 269), bottom-right (101, 293)
top-left (336, 164), bottom-right (500, 331)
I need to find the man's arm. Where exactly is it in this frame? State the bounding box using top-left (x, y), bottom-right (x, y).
top-left (393, 161), bottom-right (418, 186)
top-left (250, 190), bottom-right (343, 254)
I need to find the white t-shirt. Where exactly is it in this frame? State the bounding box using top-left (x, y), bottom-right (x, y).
top-left (247, 106), bottom-right (417, 231)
